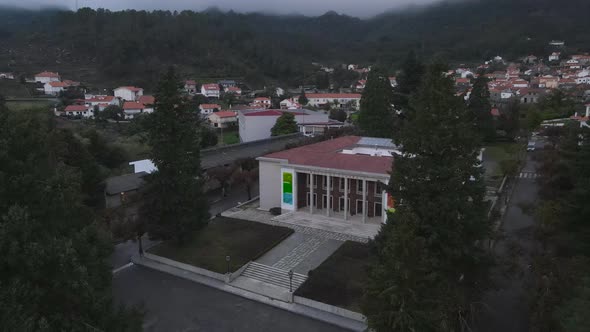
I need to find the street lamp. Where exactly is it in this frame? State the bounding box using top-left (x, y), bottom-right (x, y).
top-left (288, 270), bottom-right (294, 292)
top-left (226, 255), bottom-right (231, 274)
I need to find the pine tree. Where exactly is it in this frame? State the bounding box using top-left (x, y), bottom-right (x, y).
top-left (271, 112), bottom-right (298, 136)
top-left (393, 50), bottom-right (425, 112)
top-left (469, 74), bottom-right (495, 142)
top-left (358, 70), bottom-right (396, 138)
top-left (141, 68), bottom-right (209, 244)
top-left (364, 64), bottom-right (490, 332)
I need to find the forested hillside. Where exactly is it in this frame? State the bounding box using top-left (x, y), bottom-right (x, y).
top-left (1, 0), bottom-right (589, 89)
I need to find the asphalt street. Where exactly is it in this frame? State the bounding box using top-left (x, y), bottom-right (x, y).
top-left (113, 265), bottom-right (347, 332)
top-left (475, 152), bottom-right (540, 332)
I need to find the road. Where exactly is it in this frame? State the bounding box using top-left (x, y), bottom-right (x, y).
top-left (475, 152), bottom-right (540, 332)
top-left (114, 265), bottom-right (347, 332)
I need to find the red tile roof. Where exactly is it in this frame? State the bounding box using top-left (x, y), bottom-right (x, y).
top-left (86, 95), bottom-right (115, 103)
top-left (48, 81), bottom-right (68, 87)
top-left (65, 105), bottom-right (90, 112)
top-left (138, 95), bottom-right (155, 105)
top-left (243, 110), bottom-right (306, 116)
top-left (211, 111), bottom-right (237, 118)
top-left (117, 86), bottom-right (142, 92)
top-left (36, 71), bottom-right (59, 78)
top-left (306, 93), bottom-right (361, 99)
top-left (254, 97), bottom-right (271, 101)
top-left (227, 87), bottom-right (241, 92)
top-left (200, 104), bottom-right (221, 109)
top-left (202, 83), bottom-right (220, 90)
top-left (123, 101), bottom-right (145, 110)
top-left (263, 136), bottom-right (392, 175)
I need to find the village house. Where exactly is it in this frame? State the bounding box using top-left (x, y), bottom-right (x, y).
top-left (208, 111), bottom-right (238, 128)
top-left (518, 88), bottom-right (545, 104)
top-left (558, 78), bottom-right (577, 89)
top-left (549, 52), bottom-right (561, 62)
top-left (576, 76), bottom-right (590, 85)
top-left (35, 71), bottom-right (60, 83)
top-left (43, 81), bottom-right (69, 95)
top-left (305, 93), bottom-right (362, 110)
top-left (564, 59), bottom-right (582, 70)
top-left (60, 105), bottom-right (94, 118)
top-left (455, 77), bottom-right (471, 87)
top-left (225, 86), bottom-right (242, 95)
top-left (123, 101), bottom-right (152, 119)
top-left (251, 97), bottom-right (272, 109)
top-left (257, 136), bottom-right (397, 224)
top-left (0, 72), bottom-right (15, 79)
top-left (138, 95), bottom-right (155, 106)
top-left (523, 55), bottom-right (538, 64)
top-left (218, 80), bottom-right (237, 89)
top-left (540, 75), bottom-right (559, 89)
top-left (85, 95), bottom-right (119, 111)
top-left (201, 83), bottom-right (220, 98)
top-left (199, 104), bottom-right (221, 116)
top-left (280, 98), bottom-right (302, 109)
top-left (355, 80), bottom-right (367, 90)
top-left (184, 80), bottom-right (197, 94)
top-left (238, 109), bottom-right (330, 143)
top-left (104, 172), bottom-right (147, 209)
top-left (114, 86), bottom-right (144, 101)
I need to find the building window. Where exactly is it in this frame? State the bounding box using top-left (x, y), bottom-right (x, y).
top-left (322, 195), bottom-right (333, 209)
top-left (374, 202), bottom-right (383, 217)
top-left (375, 182), bottom-right (383, 197)
top-left (357, 180), bottom-right (364, 194)
top-left (338, 197), bottom-right (349, 211)
top-left (322, 176), bottom-right (333, 190)
top-left (356, 200), bottom-right (364, 214)
top-left (306, 193), bottom-right (317, 207)
top-left (339, 178), bottom-right (347, 192)
top-left (307, 174), bottom-right (318, 188)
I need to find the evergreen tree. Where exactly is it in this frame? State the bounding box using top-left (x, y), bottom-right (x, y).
top-left (298, 89), bottom-right (308, 105)
top-left (364, 64), bottom-right (490, 332)
top-left (271, 112), bottom-right (298, 136)
top-left (358, 70), bottom-right (396, 138)
top-left (141, 68), bottom-right (209, 244)
top-left (393, 50), bottom-right (425, 113)
top-left (469, 74), bottom-right (495, 142)
top-left (0, 108), bottom-right (142, 331)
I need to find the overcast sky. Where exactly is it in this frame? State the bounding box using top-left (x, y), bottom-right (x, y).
top-left (1, 0), bottom-right (447, 17)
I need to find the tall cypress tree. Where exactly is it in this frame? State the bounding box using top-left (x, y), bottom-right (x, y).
top-left (468, 74), bottom-right (495, 142)
top-left (393, 50), bottom-right (425, 113)
top-left (363, 64), bottom-right (490, 332)
top-left (141, 68), bottom-right (209, 244)
top-left (358, 70), bottom-right (396, 138)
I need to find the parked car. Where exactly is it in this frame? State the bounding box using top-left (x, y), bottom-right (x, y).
top-left (527, 141), bottom-right (536, 151)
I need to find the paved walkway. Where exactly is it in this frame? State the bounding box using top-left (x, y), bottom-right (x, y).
top-left (222, 202), bottom-right (379, 243)
top-left (256, 232), bottom-right (343, 274)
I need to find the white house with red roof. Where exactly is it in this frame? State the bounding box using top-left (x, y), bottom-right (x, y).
top-left (388, 76), bottom-right (397, 88)
top-left (199, 104), bottom-right (221, 115)
top-left (549, 52), bottom-right (561, 62)
top-left (208, 111), bottom-right (237, 128)
top-left (225, 86), bottom-right (242, 95)
top-left (355, 80), bottom-right (367, 90)
top-left (201, 83), bottom-right (220, 98)
top-left (238, 109), bottom-right (330, 143)
top-left (305, 93), bottom-right (361, 110)
top-left (114, 86), bottom-right (144, 101)
top-left (35, 71), bottom-right (60, 83)
top-left (280, 98), bottom-right (301, 109)
top-left (123, 101), bottom-right (152, 119)
top-left (43, 81), bottom-right (69, 95)
top-left (251, 97), bottom-right (272, 109)
top-left (60, 105), bottom-right (94, 118)
top-left (184, 80), bottom-right (197, 94)
top-left (257, 136), bottom-right (399, 226)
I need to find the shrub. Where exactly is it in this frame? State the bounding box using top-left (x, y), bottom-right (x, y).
top-left (270, 207), bottom-right (282, 216)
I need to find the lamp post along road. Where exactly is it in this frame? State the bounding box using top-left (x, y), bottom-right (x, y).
top-left (226, 255), bottom-right (231, 274)
top-left (288, 270), bottom-right (294, 293)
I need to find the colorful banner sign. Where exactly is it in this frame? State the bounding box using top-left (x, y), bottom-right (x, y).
top-left (282, 172), bottom-right (293, 205)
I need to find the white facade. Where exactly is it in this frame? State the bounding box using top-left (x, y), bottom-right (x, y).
top-left (576, 76), bottom-right (590, 84)
top-left (62, 106), bottom-right (94, 118)
top-left (306, 94), bottom-right (361, 110)
top-left (208, 112), bottom-right (237, 128)
top-left (238, 109), bottom-right (329, 143)
top-left (43, 82), bottom-right (66, 95)
top-left (35, 72), bottom-right (60, 84)
top-left (114, 87), bottom-right (144, 101)
top-left (201, 84), bottom-right (220, 98)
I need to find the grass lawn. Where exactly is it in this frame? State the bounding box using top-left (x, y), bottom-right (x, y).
top-left (0, 80), bottom-right (33, 98)
top-left (483, 142), bottom-right (524, 186)
top-left (5, 100), bottom-right (55, 111)
top-left (295, 241), bottom-right (372, 312)
top-left (219, 130), bottom-right (239, 145)
top-left (149, 217), bottom-right (294, 273)
top-left (484, 142), bottom-right (522, 164)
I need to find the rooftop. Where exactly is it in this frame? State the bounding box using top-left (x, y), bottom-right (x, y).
top-left (138, 95), bottom-right (155, 105)
top-left (105, 172), bottom-right (147, 195)
top-left (36, 71), bottom-right (59, 77)
top-left (116, 86), bottom-right (143, 92)
top-left (64, 105), bottom-right (90, 112)
top-left (123, 101), bottom-right (145, 110)
top-left (261, 136), bottom-right (396, 175)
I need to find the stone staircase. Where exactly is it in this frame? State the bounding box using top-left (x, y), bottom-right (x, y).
top-left (241, 262), bottom-right (307, 290)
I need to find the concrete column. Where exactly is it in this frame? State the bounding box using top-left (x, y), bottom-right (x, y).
top-left (309, 173), bottom-right (314, 214)
top-left (344, 177), bottom-right (348, 221)
top-left (362, 179), bottom-right (367, 224)
top-left (326, 175), bottom-right (331, 217)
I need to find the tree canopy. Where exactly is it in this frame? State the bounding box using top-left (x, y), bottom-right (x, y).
top-left (363, 64), bottom-right (490, 332)
top-left (0, 108), bottom-right (142, 331)
top-left (468, 74), bottom-right (496, 142)
top-left (358, 70), bottom-right (396, 139)
top-left (271, 112), bottom-right (298, 136)
top-left (140, 68), bottom-right (209, 244)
